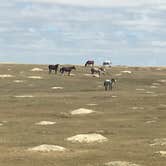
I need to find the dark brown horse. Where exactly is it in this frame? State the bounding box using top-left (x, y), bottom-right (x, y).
top-left (48, 64), bottom-right (59, 74)
top-left (60, 66), bottom-right (76, 76)
top-left (85, 60), bottom-right (94, 67)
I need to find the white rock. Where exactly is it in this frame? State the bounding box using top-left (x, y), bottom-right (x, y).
top-left (67, 133), bottom-right (108, 143)
top-left (28, 144), bottom-right (66, 152)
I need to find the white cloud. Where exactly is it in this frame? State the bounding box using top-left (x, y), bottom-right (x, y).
top-left (151, 41), bottom-right (166, 47)
top-left (21, 0), bottom-right (166, 7)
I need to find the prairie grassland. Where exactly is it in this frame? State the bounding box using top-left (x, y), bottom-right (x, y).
top-left (0, 64), bottom-right (166, 166)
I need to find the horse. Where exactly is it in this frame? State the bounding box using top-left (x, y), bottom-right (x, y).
top-left (48, 64), bottom-right (59, 74)
top-left (91, 67), bottom-right (105, 76)
top-left (85, 60), bottom-right (94, 67)
top-left (104, 78), bottom-right (116, 91)
top-left (60, 66), bottom-right (76, 76)
top-left (103, 60), bottom-right (112, 67)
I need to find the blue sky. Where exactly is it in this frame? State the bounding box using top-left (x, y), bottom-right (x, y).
top-left (0, 0), bottom-right (166, 66)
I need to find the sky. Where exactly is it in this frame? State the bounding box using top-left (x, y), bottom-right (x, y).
top-left (0, 0), bottom-right (166, 66)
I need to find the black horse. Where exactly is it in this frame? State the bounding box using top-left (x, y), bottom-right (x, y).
top-left (85, 60), bottom-right (94, 67)
top-left (48, 64), bottom-right (59, 74)
top-left (104, 78), bottom-right (116, 91)
top-left (60, 66), bottom-right (76, 76)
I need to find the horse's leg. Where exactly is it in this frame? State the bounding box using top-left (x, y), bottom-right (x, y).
top-left (49, 69), bottom-right (51, 74)
top-left (68, 71), bottom-right (71, 76)
top-left (109, 84), bottom-right (111, 91)
top-left (55, 69), bottom-right (57, 74)
top-left (110, 83), bottom-right (112, 90)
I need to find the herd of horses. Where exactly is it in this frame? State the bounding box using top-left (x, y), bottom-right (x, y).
top-left (48, 60), bottom-right (115, 91)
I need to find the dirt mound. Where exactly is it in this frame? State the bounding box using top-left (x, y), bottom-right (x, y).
top-left (86, 104), bottom-right (97, 106)
top-left (136, 89), bottom-right (145, 91)
top-left (71, 108), bottom-right (95, 115)
top-left (155, 151), bottom-right (166, 157)
top-left (150, 138), bottom-right (166, 146)
top-left (13, 80), bottom-right (24, 83)
top-left (51, 87), bottom-right (64, 90)
top-left (121, 71), bottom-right (132, 74)
top-left (66, 133), bottom-right (108, 143)
top-left (0, 74), bottom-right (14, 78)
top-left (28, 76), bottom-right (43, 79)
top-left (28, 144), bottom-right (66, 152)
top-left (14, 95), bottom-right (34, 98)
top-left (31, 68), bottom-right (43, 71)
top-left (35, 121), bottom-right (56, 125)
top-left (105, 161), bottom-right (141, 166)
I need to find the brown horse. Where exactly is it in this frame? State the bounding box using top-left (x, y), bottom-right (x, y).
top-left (48, 64), bottom-right (59, 74)
top-left (60, 66), bottom-right (76, 76)
top-left (91, 67), bottom-right (105, 76)
top-left (85, 60), bottom-right (94, 67)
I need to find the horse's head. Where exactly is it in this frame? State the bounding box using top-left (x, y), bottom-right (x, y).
top-left (72, 66), bottom-right (76, 70)
top-left (111, 78), bottom-right (116, 83)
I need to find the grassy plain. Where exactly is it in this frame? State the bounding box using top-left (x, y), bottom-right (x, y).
top-left (0, 64), bottom-right (166, 166)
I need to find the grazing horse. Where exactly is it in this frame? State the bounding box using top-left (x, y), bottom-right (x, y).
top-left (48, 64), bottom-right (59, 74)
top-left (60, 66), bottom-right (76, 76)
top-left (104, 78), bottom-right (116, 91)
top-left (91, 67), bottom-right (105, 76)
top-left (85, 60), bottom-right (94, 67)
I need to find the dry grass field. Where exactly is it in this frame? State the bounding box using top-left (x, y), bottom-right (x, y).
top-left (0, 64), bottom-right (166, 166)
